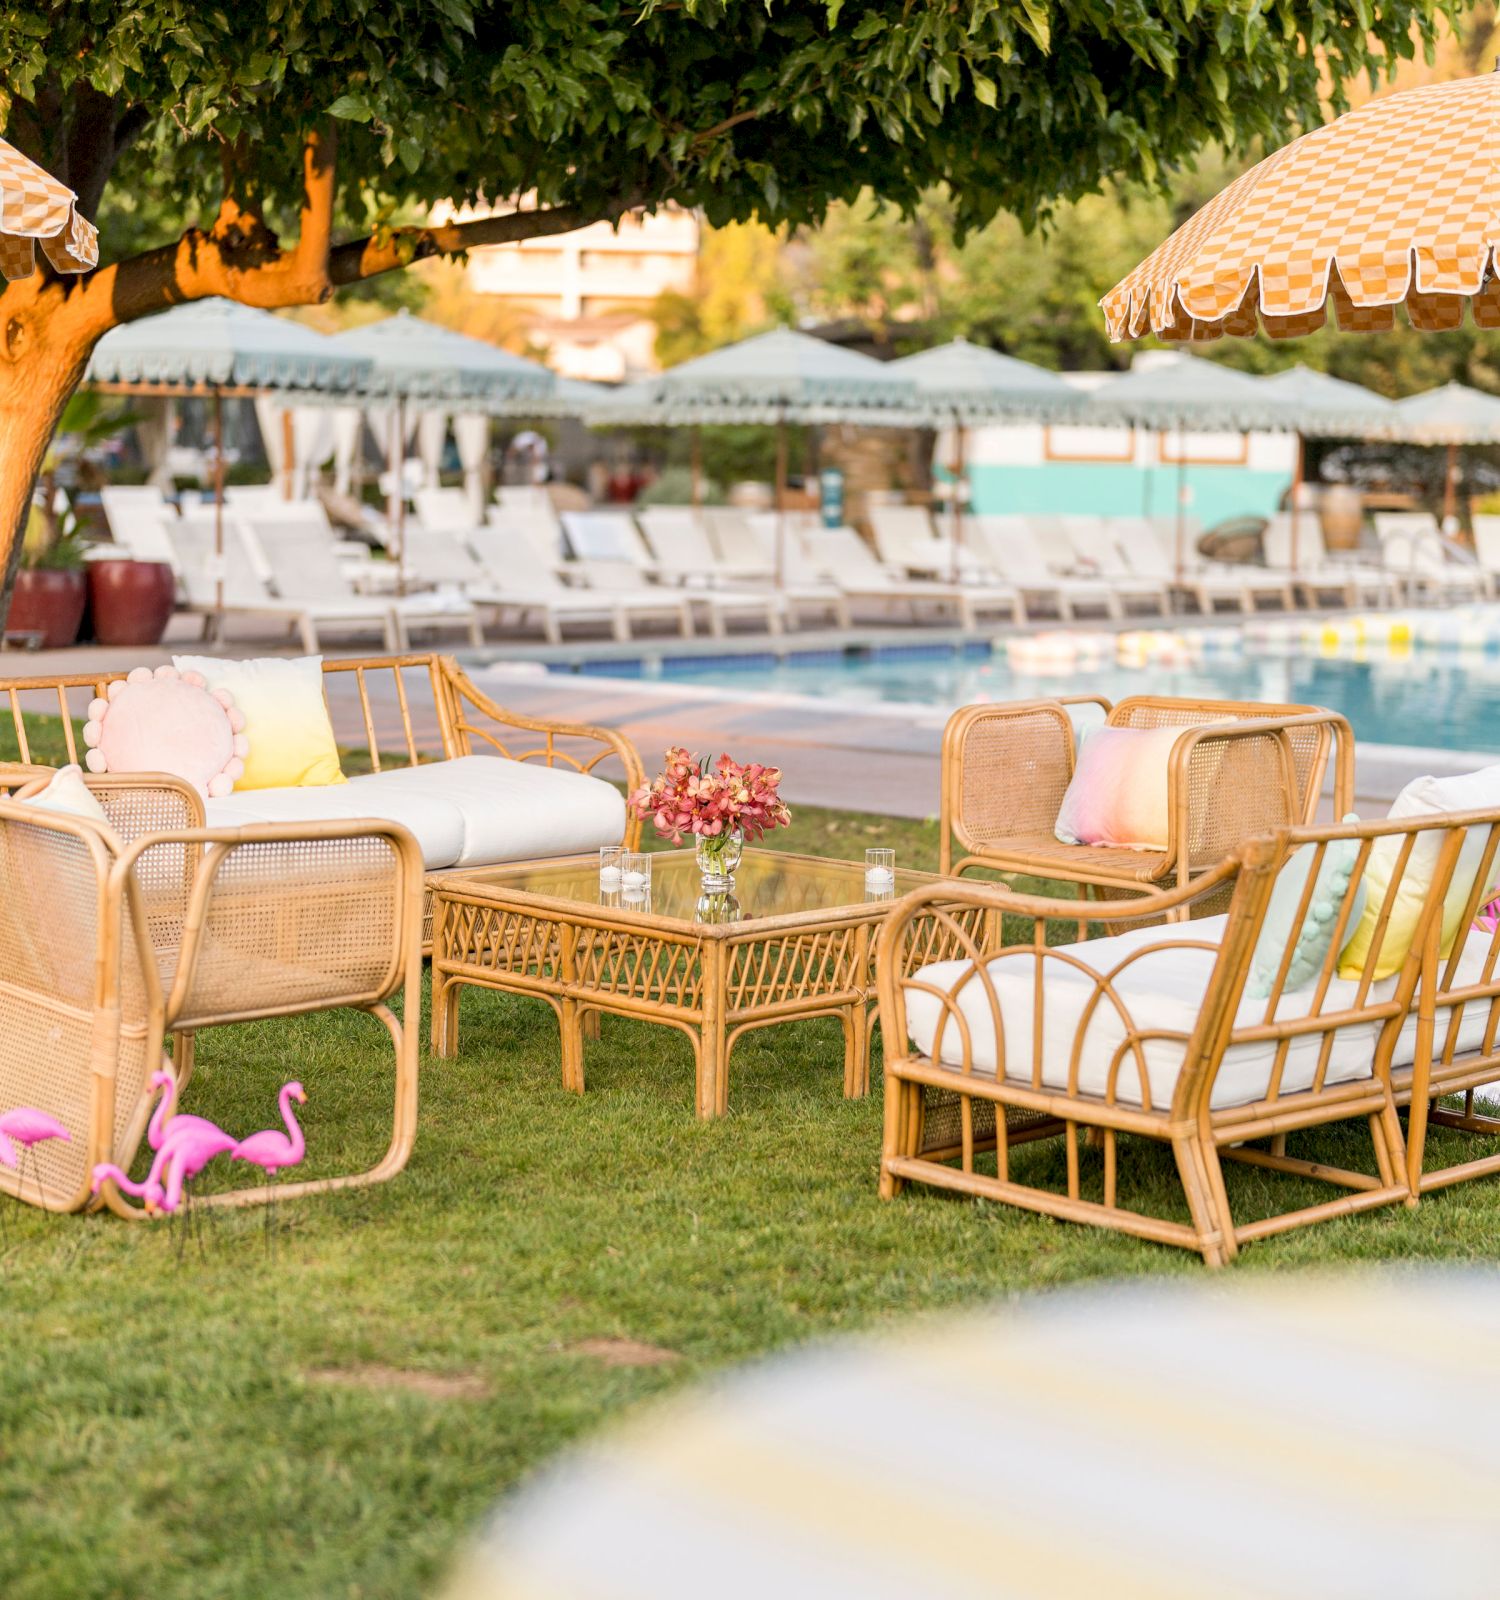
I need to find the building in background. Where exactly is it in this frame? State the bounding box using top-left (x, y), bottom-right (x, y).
top-left (462, 205), bottom-right (699, 382)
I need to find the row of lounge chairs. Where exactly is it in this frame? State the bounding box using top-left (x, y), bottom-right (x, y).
top-left (96, 484), bottom-right (1495, 651)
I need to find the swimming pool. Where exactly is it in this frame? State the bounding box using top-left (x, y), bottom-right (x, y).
top-left (557, 628), bottom-right (1500, 757)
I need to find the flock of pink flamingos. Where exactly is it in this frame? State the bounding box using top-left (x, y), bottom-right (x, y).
top-left (0, 1071), bottom-right (306, 1217)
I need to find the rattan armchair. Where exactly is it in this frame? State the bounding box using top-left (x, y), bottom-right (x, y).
top-left (878, 810), bottom-right (1491, 1266)
top-left (0, 774), bottom-right (424, 1217)
top-left (939, 694), bottom-right (1355, 910)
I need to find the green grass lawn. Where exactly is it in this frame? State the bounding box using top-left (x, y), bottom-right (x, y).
top-left (6, 732), bottom-right (1500, 1598)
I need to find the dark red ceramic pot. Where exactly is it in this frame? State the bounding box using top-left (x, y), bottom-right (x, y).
top-left (5, 568), bottom-right (87, 649)
top-left (86, 560), bottom-right (176, 647)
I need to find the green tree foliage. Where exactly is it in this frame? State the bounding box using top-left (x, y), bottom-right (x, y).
top-left (0, 0), bottom-right (1459, 596)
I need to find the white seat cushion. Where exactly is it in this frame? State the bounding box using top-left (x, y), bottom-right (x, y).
top-left (205, 777), bottom-right (467, 869)
top-left (905, 916), bottom-right (1495, 1112)
top-left (344, 755), bottom-right (624, 867)
top-left (205, 754), bottom-right (625, 870)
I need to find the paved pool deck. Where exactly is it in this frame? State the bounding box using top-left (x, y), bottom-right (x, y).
top-left (2, 620), bottom-right (1481, 819)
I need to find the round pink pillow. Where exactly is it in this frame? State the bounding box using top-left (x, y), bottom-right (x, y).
top-left (82, 665), bottom-right (249, 799)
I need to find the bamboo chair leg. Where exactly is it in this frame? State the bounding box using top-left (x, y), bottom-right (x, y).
top-left (171, 1030), bottom-right (196, 1093)
top-left (1194, 1134), bottom-right (1239, 1265)
top-left (1172, 1134), bottom-right (1228, 1268)
top-left (880, 1076), bottom-right (919, 1200)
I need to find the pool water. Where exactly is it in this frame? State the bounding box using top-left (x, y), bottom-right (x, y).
top-left (647, 646), bottom-right (1500, 756)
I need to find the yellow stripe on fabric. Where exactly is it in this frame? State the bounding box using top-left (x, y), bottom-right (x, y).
top-left (924, 1312), bottom-right (1486, 1519)
top-left (615, 1404), bottom-right (1272, 1600)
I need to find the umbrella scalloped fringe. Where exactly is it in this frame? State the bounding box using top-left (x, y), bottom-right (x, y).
top-left (1099, 73), bottom-right (1500, 345)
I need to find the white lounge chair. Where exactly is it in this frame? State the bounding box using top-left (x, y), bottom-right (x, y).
top-left (804, 525), bottom-right (1023, 628)
top-left (1052, 515), bottom-right (1172, 616)
top-left (170, 511), bottom-right (402, 652)
top-left (244, 513), bottom-right (484, 648)
top-left (868, 503), bottom-right (988, 580)
top-left (468, 527), bottom-right (693, 642)
top-left (1374, 511), bottom-right (1492, 603)
top-left (1128, 517), bottom-right (1295, 613)
top-left (414, 486), bottom-right (482, 533)
top-left (560, 510), bottom-right (662, 575)
top-left (1261, 513), bottom-right (1395, 607)
top-left (98, 496), bottom-right (183, 576)
top-left (701, 507), bottom-right (778, 582)
top-left (967, 516), bottom-right (1120, 620)
top-left (1469, 515), bottom-right (1500, 594)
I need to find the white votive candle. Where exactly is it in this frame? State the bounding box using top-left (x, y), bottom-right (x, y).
top-left (622, 870), bottom-right (647, 891)
top-left (599, 866), bottom-right (622, 889)
top-left (865, 867), bottom-right (895, 891)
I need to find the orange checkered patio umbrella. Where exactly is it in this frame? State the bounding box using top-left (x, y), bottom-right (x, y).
top-left (1101, 73), bottom-right (1500, 344)
top-left (0, 136), bottom-right (99, 282)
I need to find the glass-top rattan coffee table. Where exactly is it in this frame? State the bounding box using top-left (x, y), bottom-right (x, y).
top-left (429, 850), bottom-right (990, 1118)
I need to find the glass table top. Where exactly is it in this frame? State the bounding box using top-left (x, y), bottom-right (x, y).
top-left (450, 850), bottom-right (936, 927)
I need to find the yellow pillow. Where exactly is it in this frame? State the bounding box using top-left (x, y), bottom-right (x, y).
top-left (1338, 765), bottom-right (1500, 981)
top-left (173, 654), bottom-right (345, 790)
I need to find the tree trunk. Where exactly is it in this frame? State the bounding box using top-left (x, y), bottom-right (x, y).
top-left (0, 309), bottom-right (90, 619)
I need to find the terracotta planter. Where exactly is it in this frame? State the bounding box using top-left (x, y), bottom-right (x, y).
top-left (87, 560), bottom-right (175, 647)
top-left (5, 568), bottom-right (87, 649)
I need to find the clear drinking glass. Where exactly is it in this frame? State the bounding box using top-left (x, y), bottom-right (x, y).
top-left (620, 851), bottom-right (652, 902)
top-left (864, 848), bottom-right (896, 897)
top-left (598, 844), bottom-right (624, 891)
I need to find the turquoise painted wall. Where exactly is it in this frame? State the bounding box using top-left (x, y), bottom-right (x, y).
top-left (960, 463), bottom-right (1290, 529)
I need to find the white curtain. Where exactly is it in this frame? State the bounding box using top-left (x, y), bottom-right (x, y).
top-left (417, 409), bottom-right (448, 487)
top-left (290, 407), bottom-right (334, 498)
top-left (136, 397), bottom-right (174, 488)
top-left (454, 412), bottom-right (490, 517)
top-left (330, 406), bottom-right (364, 496)
top-left (253, 396), bottom-right (289, 493)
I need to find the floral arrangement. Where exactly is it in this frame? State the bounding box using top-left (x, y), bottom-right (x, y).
top-left (629, 747), bottom-right (791, 846)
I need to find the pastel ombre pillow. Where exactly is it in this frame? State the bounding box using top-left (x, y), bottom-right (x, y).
top-left (1055, 725), bottom-right (1192, 852)
top-left (82, 665), bottom-right (248, 799)
top-left (1339, 765), bottom-right (1500, 981)
top-left (173, 654), bottom-right (345, 791)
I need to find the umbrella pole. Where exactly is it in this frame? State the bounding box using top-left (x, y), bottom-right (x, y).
top-left (392, 399), bottom-right (408, 598)
top-left (774, 409), bottom-right (787, 590)
top-left (950, 413), bottom-right (966, 584)
top-left (1290, 432), bottom-right (1304, 574)
top-left (280, 408), bottom-right (295, 501)
top-left (213, 390), bottom-right (225, 626)
top-left (691, 426), bottom-right (702, 510)
top-left (1175, 425), bottom-right (1186, 584)
top-left (1443, 441), bottom-right (1458, 532)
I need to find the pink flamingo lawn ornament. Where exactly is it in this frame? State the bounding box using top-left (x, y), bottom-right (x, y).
top-left (231, 1081), bottom-right (307, 1252)
top-left (91, 1077), bottom-right (237, 1252)
top-left (0, 1108), bottom-right (73, 1218)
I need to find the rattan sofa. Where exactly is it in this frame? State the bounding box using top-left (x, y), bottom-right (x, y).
top-left (938, 694), bottom-right (1355, 908)
top-left (878, 808), bottom-right (1500, 1265)
top-left (0, 771), bottom-right (425, 1215)
top-left (0, 653), bottom-right (644, 943)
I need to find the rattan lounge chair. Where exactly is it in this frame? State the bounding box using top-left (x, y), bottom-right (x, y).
top-left (939, 694), bottom-right (1355, 907)
top-left (877, 808), bottom-right (1492, 1265)
top-left (0, 771), bottom-right (425, 1217)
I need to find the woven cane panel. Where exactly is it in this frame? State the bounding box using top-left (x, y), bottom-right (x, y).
top-left (576, 929), bottom-right (702, 1009)
top-left (444, 904), bottom-right (562, 981)
top-left (959, 712), bottom-right (1072, 847)
top-left (727, 927), bottom-right (861, 1008)
top-left (0, 818), bottom-right (153, 1203)
top-left (174, 836), bottom-right (401, 1019)
top-left (918, 1088), bottom-right (1053, 1154)
top-left (1184, 734), bottom-right (1293, 869)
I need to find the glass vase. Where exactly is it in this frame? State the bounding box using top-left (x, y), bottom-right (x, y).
top-left (695, 828), bottom-right (743, 893)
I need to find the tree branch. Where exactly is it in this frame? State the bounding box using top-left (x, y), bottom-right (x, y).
top-left (327, 195), bottom-right (638, 286)
top-left (692, 108), bottom-right (759, 145)
top-left (289, 124), bottom-right (338, 300)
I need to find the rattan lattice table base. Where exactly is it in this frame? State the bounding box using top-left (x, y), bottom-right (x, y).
top-left (430, 850), bottom-right (990, 1118)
